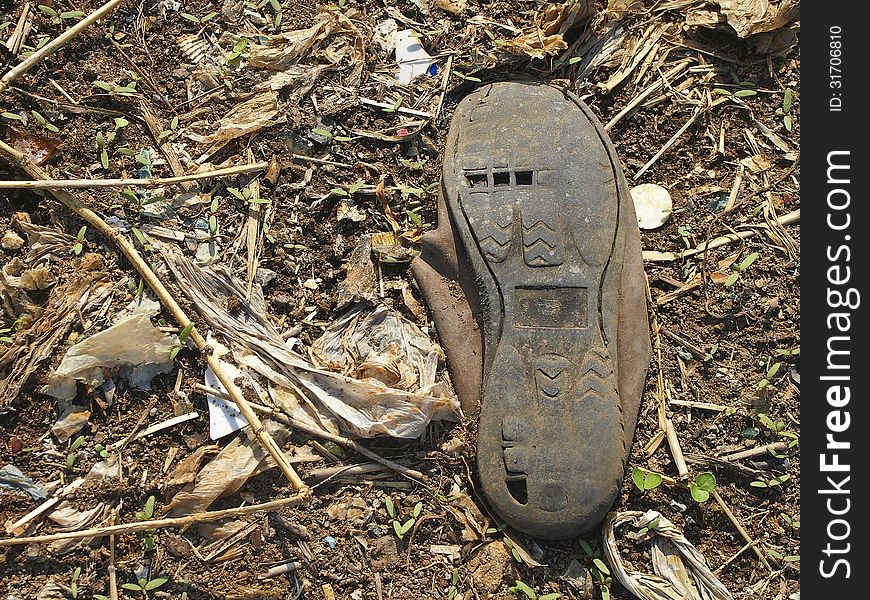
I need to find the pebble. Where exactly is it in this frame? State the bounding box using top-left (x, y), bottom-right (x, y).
top-left (1, 230), bottom-right (24, 251)
top-left (669, 499), bottom-right (688, 513)
top-left (630, 183), bottom-right (673, 229)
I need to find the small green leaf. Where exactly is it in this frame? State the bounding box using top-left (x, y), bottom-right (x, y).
top-left (392, 520), bottom-right (403, 538)
top-left (631, 468), bottom-right (646, 491)
top-left (269, 0), bottom-right (281, 11)
top-left (733, 89), bottom-right (757, 98)
top-left (114, 117), bottom-right (129, 130)
top-left (76, 226), bottom-right (87, 241)
top-left (60, 11), bottom-right (86, 19)
top-left (31, 110), bottom-right (46, 125)
top-left (311, 127), bottom-right (333, 138)
top-left (413, 501), bottom-right (423, 518)
top-left (384, 496), bottom-right (396, 519)
top-left (695, 472), bottom-right (716, 492)
top-left (784, 555), bottom-right (800, 562)
top-left (736, 252), bottom-right (759, 272)
top-left (723, 271), bottom-right (740, 287)
top-left (690, 484), bottom-right (710, 502)
top-left (180, 12), bottom-right (200, 24)
top-left (579, 538), bottom-right (594, 557)
top-left (592, 558), bottom-right (611, 576)
top-left (45, 122), bottom-right (60, 133)
top-left (178, 322), bottom-right (194, 342)
top-left (100, 148), bottom-right (109, 169)
top-left (782, 88), bottom-right (793, 114)
top-left (601, 585), bottom-right (611, 600)
top-left (766, 362), bottom-right (782, 380)
top-left (568, 56), bottom-right (583, 65)
top-left (93, 80), bottom-right (113, 92)
top-left (66, 453), bottom-right (75, 470)
top-left (783, 114), bottom-right (793, 131)
top-left (131, 227), bottom-right (147, 246)
top-left (71, 435), bottom-right (85, 451)
top-left (169, 345), bottom-right (181, 361)
top-left (400, 518), bottom-right (415, 535)
top-left (144, 577), bottom-right (169, 591)
top-left (712, 88), bottom-right (732, 96)
top-left (227, 187), bottom-right (245, 201)
top-left (511, 580), bottom-right (536, 599)
top-left (540, 594), bottom-right (562, 600)
top-left (144, 495), bottom-right (156, 519)
top-left (209, 214), bottom-right (218, 234)
top-left (121, 583), bottom-right (144, 592)
top-left (38, 5), bottom-right (58, 17)
top-left (171, 116), bottom-right (179, 130)
top-left (330, 187), bottom-right (350, 198)
top-left (73, 242), bottom-right (83, 255)
top-left (201, 11), bottom-right (218, 22)
top-left (94, 595), bottom-right (111, 600)
top-left (158, 129), bottom-right (172, 140)
top-left (1, 112), bottom-right (22, 120)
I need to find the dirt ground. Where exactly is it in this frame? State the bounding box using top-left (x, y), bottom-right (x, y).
top-left (0, 1), bottom-right (800, 599)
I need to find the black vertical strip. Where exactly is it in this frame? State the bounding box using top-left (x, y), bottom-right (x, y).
top-left (802, 4), bottom-right (868, 595)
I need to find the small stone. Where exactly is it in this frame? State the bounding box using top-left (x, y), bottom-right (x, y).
top-left (1, 230), bottom-right (24, 251)
top-left (630, 183), bottom-right (673, 229)
top-left (303, 278), bottom-right (320, 290)
top-left (669, 499), bottom-right (687, 513)
top-left (369, 535), bottom-right (401, 569)
top-left (435, 0), bottom-right (467, 15)
top-left (467, 541), bottom-right (512, 593)
top-left (255, 267), bottom-right (277, 288)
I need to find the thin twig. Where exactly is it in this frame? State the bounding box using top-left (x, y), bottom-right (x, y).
top-left (605, 58), bottom-right (694, 131)
top-left (0, 138), bottom-right (309, 496)
top-left (633, 105), bottom-right (703, 180)
top-left (0, 0), bottom-right (126, 94)
top-left (711, 489), bottom-right (774, 572)
top-left (664, 418), bottom-right (689, 477)
top-left (0, 496), bottom-right (305, 548)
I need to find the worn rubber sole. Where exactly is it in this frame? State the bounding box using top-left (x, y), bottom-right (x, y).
top-left (442, 82), bottom-right (649, 538)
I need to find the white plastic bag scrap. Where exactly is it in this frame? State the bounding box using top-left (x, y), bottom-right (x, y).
top-left (603, 510), bottom-right (734, 600)
top-left (43, 298), bottom-right (176, 400)
top-left (161, 246), bottom-right (459, 440)
top-left (311, 304), bottom-right (440, 391)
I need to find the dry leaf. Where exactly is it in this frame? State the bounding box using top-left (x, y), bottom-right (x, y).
top-left (686, 0), bottom-right (799, 38)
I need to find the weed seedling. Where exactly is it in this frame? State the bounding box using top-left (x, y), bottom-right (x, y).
top-left (689, 471), bottom-right (716, 503)
top-left (73, 226), bottom-right (87, 256)
top-left (383, 495), bottom-right (420, 540)
top-left (120, 575), bottom-right (168, 597)
top-left (70, 566), bottom-right (81, 598)
top-left (724, 252), bottom-right (759, 287)
top-left (135, 495), bottom-right (157, 551)
top-left (631, 467), bottom-right (663, 492)
top-left (66, 435), bottom-right (85, 470)
top-left (509, 579), bottom-right (561, 600)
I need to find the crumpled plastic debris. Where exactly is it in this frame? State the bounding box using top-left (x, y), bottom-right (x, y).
top-left (161, 245), bottom-right (460, 439)
top-left (43, 297), bottom-right (177, 400)
top-left (310, 304), bottom-right (441, 392)
top-left (199, 89), bottom-right (280, 160)
top-left (165, 420), bottom-right (288, 517)
top-left (686, 0), bottom-right (799, 38)
top-left (50, 402), bottom-right (91, 442)
top-left (504, 0), bottom-right (596, 59)
top-left (603, 510), bottom-right (735, 600)
top-left (0, 464), bottom-right (48, 500)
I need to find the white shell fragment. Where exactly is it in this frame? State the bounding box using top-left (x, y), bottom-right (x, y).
top-left (630, 183), bottom-right (673, 230)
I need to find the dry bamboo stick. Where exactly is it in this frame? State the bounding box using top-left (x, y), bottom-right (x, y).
top-left (0, 0), bottom-right (125, 94)
top-left (719, 441), bottom-right (788, 463)
top-left (0, 496), bottom-right (305, 548)
top-left (664, 418), bottom-right (689, 477)
top-left (0, 162), bottom-right (269, 189)
top-left (0, 138), bottom-right (309, 496)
